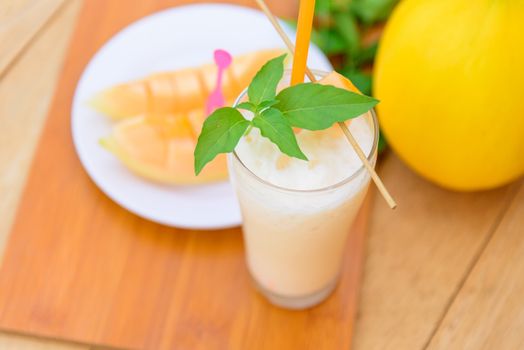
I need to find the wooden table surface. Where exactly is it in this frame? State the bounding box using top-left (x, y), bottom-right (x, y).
top-left (0, 1), bottom-right (522, 349)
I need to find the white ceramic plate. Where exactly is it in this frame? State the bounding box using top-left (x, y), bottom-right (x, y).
top-left (72, 4), bottom-right (333, 230)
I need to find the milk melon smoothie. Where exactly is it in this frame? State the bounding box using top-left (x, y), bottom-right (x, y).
top-left (192, 59), bottom-right (379, 308)
top-left (229, 103), bottom-right (377, 309)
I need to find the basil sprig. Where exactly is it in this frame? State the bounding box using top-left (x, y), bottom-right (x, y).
top-left (194, 54), bottom-right (378, 175)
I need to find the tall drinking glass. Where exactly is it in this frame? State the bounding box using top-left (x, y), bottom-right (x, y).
top-left (228, 70), bottom-right (378, 309)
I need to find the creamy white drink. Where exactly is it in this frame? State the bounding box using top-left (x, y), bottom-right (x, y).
top-left (228, 110), bottom-right (377, 309)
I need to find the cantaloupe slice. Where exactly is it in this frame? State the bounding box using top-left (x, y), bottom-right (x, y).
top-left (96, 49), bottom-right (286, 185)
top-left (318, 70), bottom-right (360, 93)
top-left (91, 49), bottom-right (285, 120)
top-left (101, 114), bottom-right (227, 185)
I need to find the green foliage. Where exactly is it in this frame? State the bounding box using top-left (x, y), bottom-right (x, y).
top-left (350, 0), bottom-right (399, 24)
top-left (194, 108), bottom-right (250, 175)
top-left (236, 101), bottom-right (256, 112)
top-left (310, 0), bottom-right (399, 153)
top-left (194, 54), bottom-right (379, 174)
top-left (253, 108), bottom-right (307, 160)
top-left (377, 130), bottom-right (388, 153)
top-left (311, 28), bottom-right (346, 55)
top-left (342, 68), bottom-right (372, 95)
top-left (275, 83), bottom-right (378, 130)
top-left (333, 12), bottom-right (360, 57)
top-left (248, 54), bottom-right (286, 105)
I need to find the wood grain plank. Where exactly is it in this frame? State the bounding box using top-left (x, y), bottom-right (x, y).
top-left (0, 332), bottom-right (85, 350)
top-left (0, 2), bottom-right (86, 349)
top-left (426, 181), bottom-right (524, 350)
top-left (352, 153), bottom-right (519, 350)
top-left (0, 0), bottom-right (67, 76)
top-left (0, 0), bottom-right (35, 19)
top-left (0, 0), bottom-right (81, 256)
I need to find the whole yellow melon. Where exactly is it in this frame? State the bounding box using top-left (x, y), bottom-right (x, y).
top-left (374, 0), bottom-right (524, 190)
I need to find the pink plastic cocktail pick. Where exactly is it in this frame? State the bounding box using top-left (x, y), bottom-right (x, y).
top-left (206, 49), bottom-right (233, 114)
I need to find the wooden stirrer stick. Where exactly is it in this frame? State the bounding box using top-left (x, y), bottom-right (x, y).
top-left (254, 0), bottom-right (397, 209)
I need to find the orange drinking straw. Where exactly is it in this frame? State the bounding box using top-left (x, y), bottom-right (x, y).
top-left (290, 0), bottom-right (316, 85)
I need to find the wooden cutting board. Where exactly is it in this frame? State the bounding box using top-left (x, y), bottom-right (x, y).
top-left (0, 1), bottom-right (371, 349)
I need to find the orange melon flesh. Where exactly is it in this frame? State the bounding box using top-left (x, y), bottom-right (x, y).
top-left (96, 49), bottom-right (287, 185)
top-left (101, 115), bottom-right (227, 185)
top-left (318, 70), bottom-right (361, 93)
top-left (90, 49), bottom-right (285, 120)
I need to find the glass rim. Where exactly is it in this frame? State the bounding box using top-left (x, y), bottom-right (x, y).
top-left (231, 69), bottom-right (379, 194)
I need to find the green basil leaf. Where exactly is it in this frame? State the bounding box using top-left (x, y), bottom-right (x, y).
top-left (276, 83), bottom-right (378, 130)
top-left (194, 107), bottom-right (250, 175)
top-left (256, 99), bottom-right (279, 112)
top-left (252, 108), bottom-right (307, 160)
top-left (248, 54), bottom-right (287, 105)
top-left (236, 101), bottom-right (256, 112)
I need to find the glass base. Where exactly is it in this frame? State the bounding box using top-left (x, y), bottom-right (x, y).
top-left (253, 277), bottom-right (338, 310)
